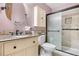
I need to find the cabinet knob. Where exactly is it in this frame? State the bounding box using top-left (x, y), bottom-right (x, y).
top-left (13, 46), bottom-right (16, 49)
top-left (41, 17), bottom-right (43, 19)
top-left (33, 41), bottom-right (35, 43)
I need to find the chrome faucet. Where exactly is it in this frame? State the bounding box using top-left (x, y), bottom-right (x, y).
top-left (15, 30), bottom-right (19, 35)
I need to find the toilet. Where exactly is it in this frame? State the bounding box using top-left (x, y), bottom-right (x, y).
top-left (38, 34), bottom-right (56, 56)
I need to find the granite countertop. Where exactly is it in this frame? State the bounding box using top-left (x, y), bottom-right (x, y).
top-left (0, 34), bottom-right (39, 42)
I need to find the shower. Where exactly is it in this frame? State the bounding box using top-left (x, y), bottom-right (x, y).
top-left (47, 7), bottom-right (79, 56)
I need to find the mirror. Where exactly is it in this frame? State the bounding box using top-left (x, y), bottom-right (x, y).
top-left (5, 3), bottom-right (12, 20)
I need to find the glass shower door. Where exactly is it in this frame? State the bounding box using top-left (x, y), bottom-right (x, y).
top-left (47, 12), bottom-right (62, 50)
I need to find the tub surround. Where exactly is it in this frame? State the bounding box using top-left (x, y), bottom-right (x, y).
top-left (62, 8), bottom-right (79, 50)
top-left (53, 50), bottom-right (73, 56)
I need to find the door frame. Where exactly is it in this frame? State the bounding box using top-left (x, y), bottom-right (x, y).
top-left (46, 4), bottom-right (79, 42)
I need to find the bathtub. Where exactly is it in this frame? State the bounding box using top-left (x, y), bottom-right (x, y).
top-left (53, 50), bottom-right (73, 56)
top-left (62, 46), bottom-right (79, 56)
top-left (53, 46), bottom-right (79, 56)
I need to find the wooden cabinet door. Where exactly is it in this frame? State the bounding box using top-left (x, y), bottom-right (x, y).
top-left (3, 37), bottom-right (38, 56)
top-left (0, 43), bottom-right (3, 56)
top-left (10, 45), bottom-right (38, 56)
top-left (8, 44), bottom-right (38, 56)
top-left (9, 49), bottom-right (26, 56)
top-left (26, 45), bottom-right (38, 56)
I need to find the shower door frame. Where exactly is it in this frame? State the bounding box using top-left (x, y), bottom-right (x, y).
top-left (46, 4), bottom-right (79, 42)
top-left (46, 4), bottom-right (79, 56)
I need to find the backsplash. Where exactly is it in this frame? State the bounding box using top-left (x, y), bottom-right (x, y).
top-left (30, 26), bottom-right (46, 35)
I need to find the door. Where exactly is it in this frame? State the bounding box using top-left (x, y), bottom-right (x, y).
top-left (47, 12), bottom-right (62, 50)
top-left (26, 45), bottom-right (38, 56)
top-left (7, 49), bottom-right (26, 56)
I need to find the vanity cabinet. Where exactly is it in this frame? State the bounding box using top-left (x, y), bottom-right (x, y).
top-left (0, 43), bottom-right (3, 56)
top-left (26, 44), bottom-right (38, 56)
top-left (0, 36), bottom-right (38, 56)
top-left (7, 49), bottom-right (26, 56)
top-left (34, 6), bottom-right (46, 27)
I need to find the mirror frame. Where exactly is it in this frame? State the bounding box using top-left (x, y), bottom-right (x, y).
top-left (5, 3), bottom-right (12, 20)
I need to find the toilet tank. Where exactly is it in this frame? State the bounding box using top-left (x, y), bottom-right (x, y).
top-left (38, 35), bottom-right (46, 45)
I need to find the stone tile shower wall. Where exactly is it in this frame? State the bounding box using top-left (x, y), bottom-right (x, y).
top-left (62, 30), bottom-right (79, 49)
top-left (62, 8), bottom-right (79, 50)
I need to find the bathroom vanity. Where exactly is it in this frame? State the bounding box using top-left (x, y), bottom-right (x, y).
top-left (0, 35), bottom-right (38, 56)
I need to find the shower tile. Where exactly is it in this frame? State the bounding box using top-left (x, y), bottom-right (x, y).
top-left (62, 30), bottom-right (79, 50)
top-left (62, 30), bottom-right (71, 47)
top-left (62, 13), bottom-right (79, 29)
top-left (71, 31), bottom-right (79, 49)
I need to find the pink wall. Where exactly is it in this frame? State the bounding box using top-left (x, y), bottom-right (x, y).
top-left (0, 3), bottom-right (77, 33)
top-left (46, 3), bottom-right (79, 13)
top-left (24, 3), bottom-right (52, 26)
top-left (12, 3), bottom-right (26, 31)
top-left (0, 4), bottom-right (15, 32)
top-left (0, 3), bottom-right (51, 32)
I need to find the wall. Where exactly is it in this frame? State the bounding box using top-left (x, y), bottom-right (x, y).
top-left (62, 8), bottom-right (79, 50)
top-left (0, 3), bottom-right (15, 34)
top-left (12, 3), bottom-right (26, 31)
top-left (0, 3), bottom-right (52, 33)
top-left (12, 3), bottom-right (51, 30)
top-left (24, 3), bottom-right (52, 27)
top-left (46, 3), bottom-right (79, 13)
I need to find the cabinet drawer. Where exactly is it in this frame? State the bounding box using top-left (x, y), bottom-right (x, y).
top-left (3, 37), bottom-right (38, 55)
top-left (3, 40), bottom-right (16, 55)
top-left (15, 37), bottom-right (38, 49)
top-left (0, 43), bottom-right (3, 56)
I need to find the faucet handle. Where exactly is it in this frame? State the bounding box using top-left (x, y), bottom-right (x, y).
top-left (19, 32), bottom-right (23, 35)
top-left (9, 32), bottom-right (14, 35)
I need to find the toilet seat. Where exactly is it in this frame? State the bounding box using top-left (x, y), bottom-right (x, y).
top-left (41, 43), bottom-right (56, 52)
